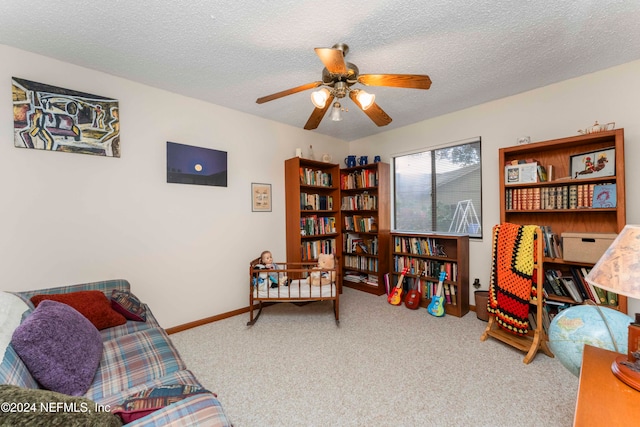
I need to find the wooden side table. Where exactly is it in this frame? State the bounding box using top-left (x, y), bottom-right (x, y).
top-left (574, 345), bottom-right (640, 426)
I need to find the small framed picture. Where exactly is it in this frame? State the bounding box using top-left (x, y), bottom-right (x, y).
top-left (251, 183), bottom-right (272, 212)
top-left (505, 162), bottom-right (538, 185)
top-left (569, 147), bottom-right (615, 180)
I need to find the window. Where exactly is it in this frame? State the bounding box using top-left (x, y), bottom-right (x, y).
top-left (393, 138), bottom-right (482, 237)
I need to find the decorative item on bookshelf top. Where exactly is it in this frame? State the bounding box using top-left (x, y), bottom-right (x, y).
top-left (577, 121), bottom-right (615, 135)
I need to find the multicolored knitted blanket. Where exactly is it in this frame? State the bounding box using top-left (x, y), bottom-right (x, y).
top-left (487, 223), bottom-right (539, 336)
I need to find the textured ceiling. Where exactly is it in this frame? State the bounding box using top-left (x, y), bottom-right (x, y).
top-left (2, 1), bottom-right (640, 142)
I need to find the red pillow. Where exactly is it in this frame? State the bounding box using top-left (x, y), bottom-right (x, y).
top-left (31, 291), bottom-right (126, 330)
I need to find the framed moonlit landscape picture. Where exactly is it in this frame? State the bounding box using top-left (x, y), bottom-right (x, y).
top-left (166, 141), bottom-right (228, 187)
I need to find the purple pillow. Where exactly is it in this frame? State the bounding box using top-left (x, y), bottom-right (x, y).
top-left (11, 300), bottom-right (103, 396)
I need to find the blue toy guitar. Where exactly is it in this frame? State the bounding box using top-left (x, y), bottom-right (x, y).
top-left (427, 266), bottom-right (447, 317)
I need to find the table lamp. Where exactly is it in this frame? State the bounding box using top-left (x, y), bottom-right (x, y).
top-left (585, 224), bottom-right (640, 391)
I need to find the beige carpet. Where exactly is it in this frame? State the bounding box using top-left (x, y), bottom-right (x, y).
top-left (170, 288), bottom-right (578, 427)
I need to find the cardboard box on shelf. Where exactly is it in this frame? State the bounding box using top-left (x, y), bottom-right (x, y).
top-left (562, 232), bottom-right (617, 264)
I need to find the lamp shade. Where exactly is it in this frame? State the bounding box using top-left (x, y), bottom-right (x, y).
top-left (585, 225), bottom-right (640, 300)
top-left (355, 90), bottom-right (375, 110)
top-left (330, 102), bottom-right (342, 121)
top-left (311, 88), bottom-right (330, 109)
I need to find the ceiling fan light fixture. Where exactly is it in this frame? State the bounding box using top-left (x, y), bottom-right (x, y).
top-left (310, 88), bottom-right (330, 109)
top-left (330, 102), bottom-right (342, 121)
top-left (355, 89), bottom-right (375, 110)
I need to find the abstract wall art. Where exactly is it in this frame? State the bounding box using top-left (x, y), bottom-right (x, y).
top-left (12, 77), bottom-right (120, 157)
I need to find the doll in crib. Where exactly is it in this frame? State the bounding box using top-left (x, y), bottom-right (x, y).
top-left (255, 250), bottom-right (288, 288)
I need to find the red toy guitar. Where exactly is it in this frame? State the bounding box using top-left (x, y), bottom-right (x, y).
top-left (404, 269), bottom-right (422, 310)
top-left (427, 266), bottom-right (447, 317)
top-left (388, 267), bottom-right (409, 305)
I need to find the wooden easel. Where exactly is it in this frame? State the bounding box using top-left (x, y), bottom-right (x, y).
top-left (480, 226), bottom-right (554, 364)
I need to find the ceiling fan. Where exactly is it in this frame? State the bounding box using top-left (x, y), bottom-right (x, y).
top-left (256, 43), bottom-right (432, 130)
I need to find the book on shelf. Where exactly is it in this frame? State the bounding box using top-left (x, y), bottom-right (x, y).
top-left (546, 165), bottom-right (554, 181)
top-left (384, 273), bottom-right (390, 295)
top-left (540, 225), bottom-right (562, 258)
top-left (449, 283), bottom-right (457, 305)
top-left (561, 277), bottom-right (583, 303)
top-left (607, 290), bottom-right (619, 306)
top-left (343, 271), bottom-right (367, 283)
top-left (536, 164), bottom-right (547, 182)
top-left (580, 266), bottom-right (612, 305)
top-left (544, 270), bottom-right (566, 297)
top-left (340, 169), bottom-right (379, 190)
top-left (569, 267), bottom-right (592, 302)
top-left (443, 283), bottom-right (452, 304)
top-left (592, 183), bottom-right (616, 208)
top-left (299, 167), bottom-right (333, 187)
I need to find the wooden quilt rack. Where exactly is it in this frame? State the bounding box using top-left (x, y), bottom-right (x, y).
top-left (480, 226), bottom-right (554, 364)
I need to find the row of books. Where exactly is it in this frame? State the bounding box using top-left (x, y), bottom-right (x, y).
top-left (299, 167), bottom-right (333, 187)
top-left (340, 169), bottom-right (378, 190)
top-left (505, 182), bottom-right (616, 211)
top-left (300, 193), bottom-right (334, 210)
top-left (343, 233), bottom-right (378, 255)
top-left (544, 266), bottom-right (618, 306)
top-left (300, 240), bottom-right (336, 261)
top-left (528, 302), bottom-right (560, 334)
top-left (393, 256), bottom-right (458, 281)
top-left (340, 193), bottom-right (377, 210)
top-left (344, 215), bottom-right (376, 232)
top-left (393, 236), bottom-right (447, 257)
top-left (299, 216), bottom-right (336, 236)
top-left (343, 255), bottom-right (379, 272)
top-left (344, 272), bottom-right (378, 286)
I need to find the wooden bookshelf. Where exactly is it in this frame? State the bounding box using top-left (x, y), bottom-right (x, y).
top-left (285, 157), bottom-right (341, 286)
top-left (340, 162), bottom-right (390, 295)
top-left (390, 232), bottom-right (469, 317)
top-left (499, 129), bottom-right (627, 313)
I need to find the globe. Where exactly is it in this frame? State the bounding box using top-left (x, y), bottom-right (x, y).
top-left (548, 305), bottom-right (632, 377)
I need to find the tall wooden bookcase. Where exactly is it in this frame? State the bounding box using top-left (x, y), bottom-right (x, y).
top-left (339, 162), bottom-right (390, 295)
top-left (390, 232), bottom-right (469, 317)
top-left (284, 157), bottom-right (341, 275)
top-left (499, 129), bottom-right (627, 313)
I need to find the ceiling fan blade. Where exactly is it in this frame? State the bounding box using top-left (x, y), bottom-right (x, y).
top-left (256, 81), bottom-right (323, 104)
top-left (304, 94), bottom-right (334, 130)
top-left (315, 48), bottom-right (347, 74)
top-left (349, 91), bottom-right (392, 127)
top-left (358, 74), bottom-right (432, 90)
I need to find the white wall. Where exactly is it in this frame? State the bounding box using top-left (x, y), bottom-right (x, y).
top-left (0, 44), bottom-right (348, 328)
top-left (350, 60), bottom-right (640, 316)
top-left (3, 43), bottom-right (638, 326)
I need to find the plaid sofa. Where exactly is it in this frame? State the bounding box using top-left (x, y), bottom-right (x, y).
top-left (1, 279), bottom-right (231, 426)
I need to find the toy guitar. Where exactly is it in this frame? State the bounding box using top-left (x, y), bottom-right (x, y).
top-left (388, 267), bottom-right (410, 305)
top-left (427, 266), bottom-right (447, 317)
top-left (404, 269), bottom-right (422, 310)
